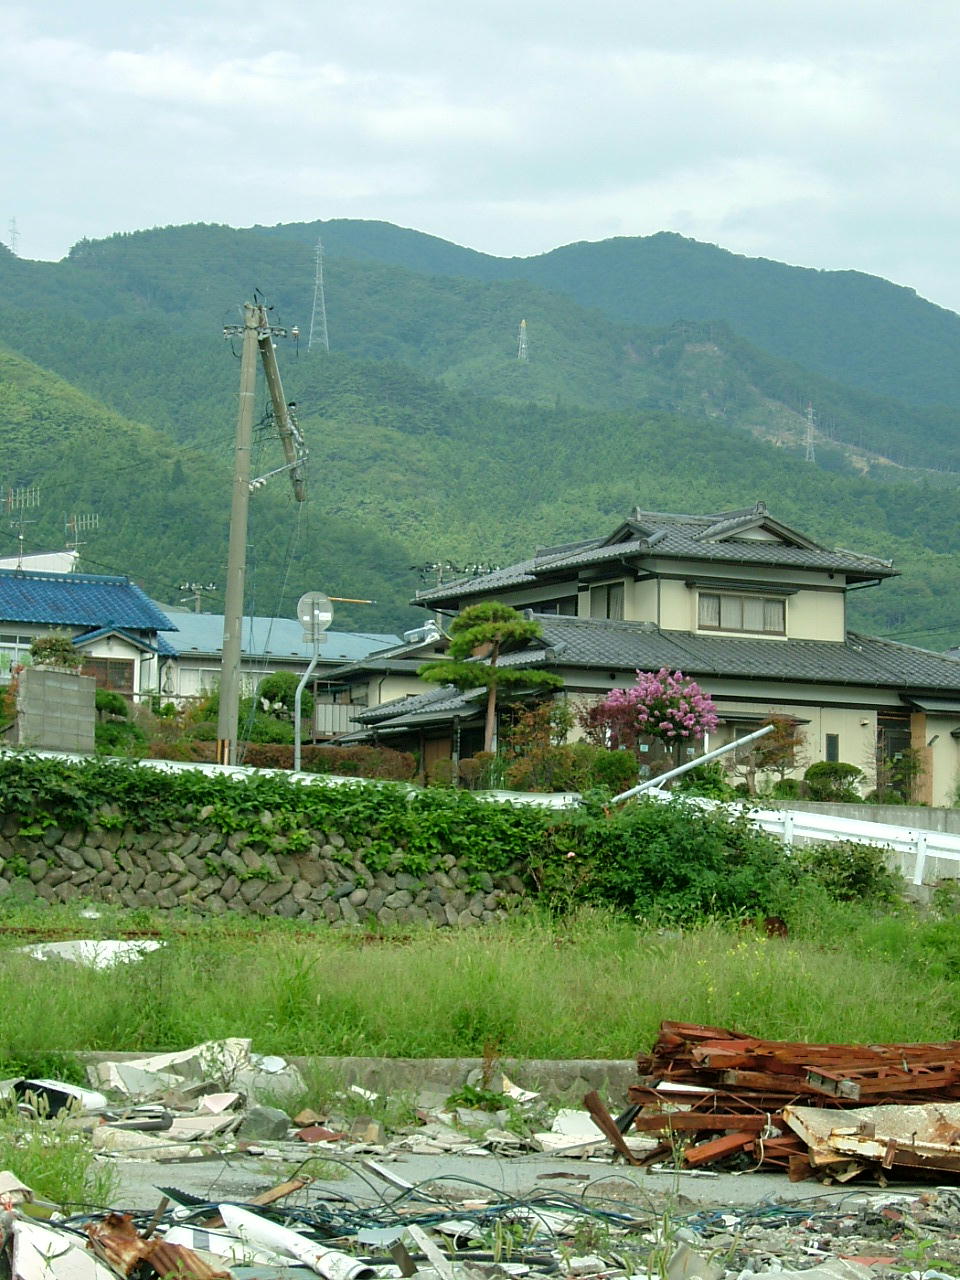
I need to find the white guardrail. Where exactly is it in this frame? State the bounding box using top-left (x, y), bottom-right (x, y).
top-left (4, 750), bottom-right (955, 885)
top-left (643, 788), bottom-right (960, 887)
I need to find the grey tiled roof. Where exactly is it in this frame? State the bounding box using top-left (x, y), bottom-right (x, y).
top-left (531, 614), bottom-right (960, 691)
top-left (321, 633), bottom-right (447, 680)
top-left (413, 505), bottom-right (895, 605)
top-left (354, 683), bottom-right (484, 725)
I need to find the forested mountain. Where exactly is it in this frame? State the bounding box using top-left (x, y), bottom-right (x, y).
top-left (255, 220), bottom-right (960, 409)
top-left (0, 222), bottom-right (959, 646)
top-left (2, 227), bottom-right (959, 472)
top-left (0, 344), bottom-right (422, 633)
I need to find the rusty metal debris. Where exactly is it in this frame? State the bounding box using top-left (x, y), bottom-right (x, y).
top-left (627, 1021), bottom-right (960, 1182)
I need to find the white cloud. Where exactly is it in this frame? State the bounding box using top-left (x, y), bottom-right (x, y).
top-left (4, 0), bottom-right (960, 311)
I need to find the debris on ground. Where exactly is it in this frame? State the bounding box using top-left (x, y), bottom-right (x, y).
top-left (628, 1021), bottom-right (960, 1182)
top-left (8, 1164), bottom-right (960, 1280)
top-left (13, 1032), bottom-right (960, 1280)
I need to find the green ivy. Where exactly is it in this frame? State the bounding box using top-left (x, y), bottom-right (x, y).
top-left (0, 755), bottom-right (852, 920)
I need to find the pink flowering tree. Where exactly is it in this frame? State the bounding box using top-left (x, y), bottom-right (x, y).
top-left (579, 668), bottom-right (719, 764)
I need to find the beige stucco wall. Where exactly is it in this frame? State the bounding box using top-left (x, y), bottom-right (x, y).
top-left (919, 715), bottom-right (960, 808)
top-left (709, 702), bottom-right (876, 782)
top-left (650, 577), bottom-right (844, 640)
top-left (787, 591), bottom-right (845, 641)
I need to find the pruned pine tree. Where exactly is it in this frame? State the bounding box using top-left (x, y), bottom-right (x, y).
top-left (418, 602), bottom-right (563, 753)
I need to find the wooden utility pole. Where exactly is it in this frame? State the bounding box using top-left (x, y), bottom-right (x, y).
top-left (217, 302), bottom-right (308, 766)
top-left (216, 302), bottom-right (259, 764)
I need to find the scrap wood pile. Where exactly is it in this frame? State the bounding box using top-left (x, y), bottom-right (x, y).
top-left (625, 1021), bottom-right (960, 1183)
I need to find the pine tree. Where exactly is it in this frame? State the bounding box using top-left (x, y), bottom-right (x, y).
top-left (418, 602), bottom-right (563, 753)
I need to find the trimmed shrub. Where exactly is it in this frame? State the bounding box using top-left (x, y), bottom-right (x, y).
top-left (673, 762), bottom-right (738, 800)
top-left (95, 689), bottom-right (128, 719)
top-left (804, 761), bottom-right (863, 801)
top-left (29, 634), bottom-right (81, 669)
top-left (239, 742), bottom-right (416, 780)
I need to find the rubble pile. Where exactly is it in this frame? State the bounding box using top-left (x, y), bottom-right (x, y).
top-left (11, 1029), bottom-right (960, 1280)
top-left (628, 1022), bottom-right (960, 1182)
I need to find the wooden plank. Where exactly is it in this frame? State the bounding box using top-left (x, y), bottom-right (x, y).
top-left (632, 1112), bottom-right (771, 1133)
top-left (583, 1090), bottom-right (642, 1166)
top-left (684, 1131), bottom-right (755, 1166)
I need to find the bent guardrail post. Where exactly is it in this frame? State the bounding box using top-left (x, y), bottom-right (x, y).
top-left (609, 722), bottom-right (775, 806)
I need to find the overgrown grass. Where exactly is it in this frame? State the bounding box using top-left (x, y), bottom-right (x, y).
top-left (0, 1107), bottom-right (118, 1209)
top-left (1, 897), bottom-right (959, 1058)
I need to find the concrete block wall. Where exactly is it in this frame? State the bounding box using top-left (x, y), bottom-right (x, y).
top-left (15, 667), bottom-right (95, 753)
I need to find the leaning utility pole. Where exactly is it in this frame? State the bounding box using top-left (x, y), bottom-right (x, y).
top-left (217, 303), bottom-right (259, 764)
top-left (217, 302), bottom-right (309, 764)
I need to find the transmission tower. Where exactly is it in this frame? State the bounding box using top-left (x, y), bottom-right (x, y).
top-left (6, 218), bottom-right (18, 256)
top-left (517, 318), bottom-right (528, 361)
top-left (308, 238), bottom-right (330, 353)
top-left (804, 402), bottom-right (817, 463)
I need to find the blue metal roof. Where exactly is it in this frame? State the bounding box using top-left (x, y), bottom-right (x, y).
top-left (156, 609), bottom-right (400, 663)
top-left (71, 626), bottom-right (178, 656)
top-left (0, 569), bottom-right (176, 632)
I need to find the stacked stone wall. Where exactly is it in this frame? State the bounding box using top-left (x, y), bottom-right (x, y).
top-left (0, 814), bottom-right (526, 927)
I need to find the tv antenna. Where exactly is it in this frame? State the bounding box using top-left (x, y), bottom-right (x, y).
top-left (308, 238), bottom-right (330, 353)
top-left (65, 512), bottom-right (99, 554)
top-left (7, 486), bottom-right (40, 569)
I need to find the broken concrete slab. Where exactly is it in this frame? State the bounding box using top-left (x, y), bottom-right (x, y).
top-left (235, 1105), bottom-right (291, 1142)
top-left (9, 1216), bottom-right (119, 1280)
top-left (19, 939), bottom-right (164, 969)
top-left (90, 1127), bottom-right (204, 1160)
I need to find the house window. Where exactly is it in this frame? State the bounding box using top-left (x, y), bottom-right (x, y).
top-left (590, 582), bottom-right (624, 620)
top-left (698, 593), bottom-right (785, 635)
top-left (0, 633), bottom-right (33, 681)
top-left (81, 657), bottom-right (134, 692)
top-left (537, 596), bottom-right (578, 616)
top-left (825, 733), bottom-right (840, 763)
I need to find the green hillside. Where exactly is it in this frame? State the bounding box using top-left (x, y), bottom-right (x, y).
top-left (258, 220), bottom-right (960, 410)
top-left (2, 229), bottom-right (959, 473)
top-left (2, 224), bottom-right (960, 649)
top-left (0, 344), bottom-right (423, 634)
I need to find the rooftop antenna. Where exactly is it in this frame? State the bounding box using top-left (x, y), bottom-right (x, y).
top-left (517, 318), bottom-right (528, 361)
top-left (6, 218), bottom-right (18, 256)
top-left (804, 403), bottom-right (816, 463)
top-left (64, 512), bottom-right (99, 557)
top-left (308, 238), bottom-right (330, 353)
top-left (7, 486), bottom-right (40, 569)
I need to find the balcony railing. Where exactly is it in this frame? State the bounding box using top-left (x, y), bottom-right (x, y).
top-left (313, 703), bottom-right (357, 737)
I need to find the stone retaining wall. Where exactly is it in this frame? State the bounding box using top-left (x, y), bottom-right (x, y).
top-left (0, 814), bottom-right (525, 927)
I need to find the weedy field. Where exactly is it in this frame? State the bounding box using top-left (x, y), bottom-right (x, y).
top-left (2, 899), bottom-right (960, 1064)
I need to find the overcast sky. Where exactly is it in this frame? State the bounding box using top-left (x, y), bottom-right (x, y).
top-left (7, 1), bottom-right (960, 312)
